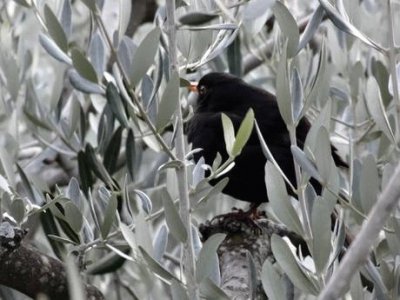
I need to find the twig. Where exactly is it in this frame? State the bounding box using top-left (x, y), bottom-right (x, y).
top-left (165, 1), bottom-right (199, 299)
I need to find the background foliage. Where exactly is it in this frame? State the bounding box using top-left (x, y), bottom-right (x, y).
top-left (0, 0), bottom-right (400, 299)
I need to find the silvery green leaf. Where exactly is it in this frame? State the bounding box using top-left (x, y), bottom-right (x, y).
top-left (126, 129), bottom-right (136, 181)
top-left (265, 162), bottom-right (303, 235)
top-left (103, 126), bottom-right (123, 174)
top-left (82, 217), bottom-right (94, 242)
top-left (12, 0), bottom-right (31, 7)
top-left (66, 256), bottom-right (85, 300)
top-left (162, 192), bottom-right (187, 243)
top-left (192, 157), bottom-right (205, 187)
top-left (44, 4), bottom-right (68, 52)
top-left (243, 0), bottom-right (275, 36)
top-left (141, 74), bottom-right (154, 108)
top-left (372, 59), bottom-right (390, 105)
top-left (227, 36), bottom-right (242, 77)
top-left (139, 246), bottom-right (179, 281)
top-left (388, 63), bottom-right (400, 96)
top-left (84, 144), bottom-right (114, 187)
top-left (192, 225), bottom-right (202, 257)
top-left (232, 108), bottom-right (255, 157)
top-left (133, 189), bottom-right (152, 215)
top-left (291, 146), bottom-right (323, 183)
top-left (106, 244), bottom-right (134, 261)
top-left (297, 5), bottom-right (324, 53)
top-left (271, 235), bottom-right (319, 295)
top-left (156, 70), bottom-right (180, 130)
top-left (86, 246), bottom-right (130, 275)
top-left (106, 82), bottom-right (129, 127)
top-left (273, 1), bottom-right (299, 58)
top-left (89, 32), bottom-right (106, 77)
top-left (120, 222), bottom-right (136, 250)
top-left (304, 39), bottom-right (327, 112)
top-left (276, 44), bottom-right (293, 126)
top-left (47, 234), bottom-right (77, 245)
top-left (196, 177), bottom-right (229, 207)
top-left (118, 0), bottom-right (132, 41)
top-left (171, 279), bottom-right (189, 300)
top-left (71, 48), bottom-right (98, 83)
top-left (314, 127), bottom-right (332, 182)
top-left (68, 69), bottom-right (104, 94)
top-left (118, 37), bottom-right (136, 76)
top-left (306, 101), bottom-right (331, 151)
top-left (61, 0), bottom-right (72, 37)
top-left (366, 76), bottom-right (395, 143)
top-left (10, 198), bottom-right (25, 224)
top-left (100, 194), bottom-right (118, 239)
top-left (199, 278), bottom-right (230, 300)
top-left (261, 260), bottom-right (286, 300)
top-left (0, 52), bottom-right (19, 101)
top-left (305, 183), bottom-right (317, 217)
top-left (0, 174), bottom-right (11, 194)
top-left (153, 225), bottom-right (168, 262)
top-left (81, 0), bottom-right (96, 11)
top-left (64, 202), bottom-right (83, 233)
top-left (359, 155), bottom-right (379, 214)
top-left (179, 12), bottom-right (218, 26)
top-left (130, 27), bottom-right (161, 85)
top-left (196, 233), bottom-right (226, 282)
top-left (39, 33), bottom-right (72, 64)
top-left (66, 177), bottom-right (80, 206)
top-left (311, 196), bottom-right (332, 273)
top-left (291, 68), bottom-right (304, 123)
top-left (16, 164), bottom-right (36, 203)
top-left (180, 24), bottom-right (238, 31)
top-left (221, 113), bottom-right (235, 156)
top-left (319, 0), bottom-right (384, 52)
top-left (0, 149), bottom-right (16, 188)
top-left (134, 211), bottom-right (153, 254)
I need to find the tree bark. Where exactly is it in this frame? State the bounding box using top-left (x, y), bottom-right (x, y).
top-left (0, 222), bottom-right (104, 300)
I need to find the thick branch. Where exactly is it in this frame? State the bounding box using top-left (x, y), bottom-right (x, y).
top-left (200, 217), bottom-right (300, 299)
top-left (319, 162), bottom-right (400, 299)
top-left (0, 224), bottom-right (103, 300)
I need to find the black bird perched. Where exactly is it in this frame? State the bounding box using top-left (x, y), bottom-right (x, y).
top-left (187, 72), bottom-right (347, 212)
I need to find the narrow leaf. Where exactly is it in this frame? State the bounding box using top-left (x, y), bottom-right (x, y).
top-left (276, 44), bottom-right (293, 126)
top-left (261, 260), bottom-right (286, 300)
top-left (265, 162), bottom-right (303, 235)
top-left (71, 48), bottom-right (98, 83)
top-left (365, 76), bottom-right (395, 143)
top-left (311, 196), bottom-right (332, 273)
top-left (44, 4), bottom-right (68, 52)
top-left (156, 70), bottom-right (180, 130)
top-left (162, 192), bottom-right (187, 243)
top-left (130, 27), bottom-right (161, 85)
top-left (232, 108), bottom-right (255, 157)
top-left (179, 12), bottom-right (218, 25)
top-left (196, 233), bottom-right (226, 282)
top-left (271, 235), bottom-right (318, 295)
top-left (221, 113), bottom-right (235, 156)
top-left (139, 246), bottom-right (179, 281)
top-left (106, 82), bottom-right (129, 127)
top-left (272, 1), bottom-right (300, 58)
top-left (101, 194), bottom-right (118, 239)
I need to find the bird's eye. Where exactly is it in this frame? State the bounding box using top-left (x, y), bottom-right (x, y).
top-left (198, 85), bottom-right (207, 96)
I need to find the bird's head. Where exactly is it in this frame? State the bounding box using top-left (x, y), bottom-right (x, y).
top-left (189, 72), bottom-right (246, 113)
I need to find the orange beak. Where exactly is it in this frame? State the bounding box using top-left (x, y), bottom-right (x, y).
top-left (188, 82), bottom-right (198, 93)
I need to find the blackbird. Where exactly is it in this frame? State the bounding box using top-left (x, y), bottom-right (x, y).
top-left (187, 72), bottom-right (347, 210)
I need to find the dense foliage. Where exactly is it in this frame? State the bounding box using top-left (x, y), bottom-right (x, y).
top-left (0, 0), bottom-right (399, 299)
